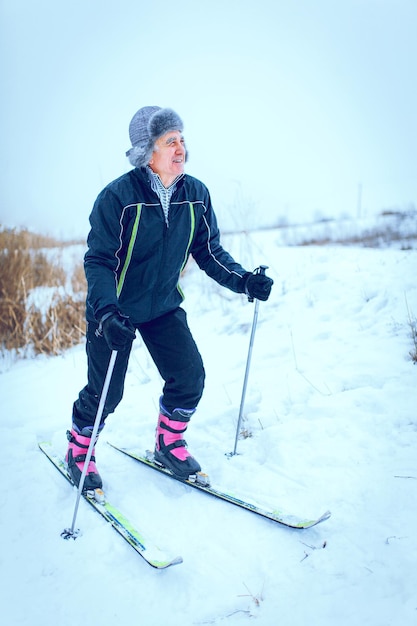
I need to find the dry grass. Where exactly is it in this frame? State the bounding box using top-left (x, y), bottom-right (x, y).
top-left (24, 295), bottom-right (86, 355)
top-left (405, 295), bottom-right (417, 364)
top-left (0, 227), bottom-right (86, 355)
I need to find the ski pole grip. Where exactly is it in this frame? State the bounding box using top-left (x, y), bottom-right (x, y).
top-left (247, 265), bottom-right (269, 302)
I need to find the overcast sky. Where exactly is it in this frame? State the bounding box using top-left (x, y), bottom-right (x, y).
top-left (1, 0), bottom-right (416, 238)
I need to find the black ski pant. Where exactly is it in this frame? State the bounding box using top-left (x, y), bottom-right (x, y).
top-left (72, 307), bottom-right (205, 431)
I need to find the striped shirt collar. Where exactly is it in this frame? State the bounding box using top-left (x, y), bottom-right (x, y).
top-left (145, 167), bottom-right (184, 226)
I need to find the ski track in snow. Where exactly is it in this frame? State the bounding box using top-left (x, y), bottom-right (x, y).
top-left (1, 234), bottom-right (416, 625)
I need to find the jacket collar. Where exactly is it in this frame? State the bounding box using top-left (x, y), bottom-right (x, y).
top-left (132, 166), bottom-right (185, 191)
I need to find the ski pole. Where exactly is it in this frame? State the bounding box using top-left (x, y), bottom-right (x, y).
top-left (230, 265), bottom-right (268, 456)
top-left (61, 349), bottom-right (118, 539)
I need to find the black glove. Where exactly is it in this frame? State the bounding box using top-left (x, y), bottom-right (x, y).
top-left (99, 311), bottom-right (136, 350)
top-left (244, 271), bottom-right (274, 301)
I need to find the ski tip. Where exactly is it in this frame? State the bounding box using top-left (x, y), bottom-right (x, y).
top-left (301, 509), bottom-right (332, 529)
top-left (148, 554), bottom-right (184, 569)
top-left (166, 555), bottom-right (184, 568)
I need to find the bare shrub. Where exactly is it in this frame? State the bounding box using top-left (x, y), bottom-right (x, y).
top-left (25, 295), bottom-right (86, 355)
top-left (0, 228), bottom-right (82, 250)
top-left (0, 227), bottom-right (86, 355)
top-left (0, 234), bottom-right (33, 350)
top-left (71, 261), bottom-right (87, 293)
top-left (32, 251), bottom-right (67, 287)
top-left (405, 295), bottom-right (417, 364)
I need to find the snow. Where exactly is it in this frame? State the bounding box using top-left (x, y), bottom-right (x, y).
top-left (1, 229), bottom-right (417, 625)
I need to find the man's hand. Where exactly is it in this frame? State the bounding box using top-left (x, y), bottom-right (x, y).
top-left (244, 271), bottom-right (274, 301)
top-left (100, 311), bottom-right (136, 350)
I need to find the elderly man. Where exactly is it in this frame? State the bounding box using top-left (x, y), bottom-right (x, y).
top-left (66, 106), bottom-right (273, 489)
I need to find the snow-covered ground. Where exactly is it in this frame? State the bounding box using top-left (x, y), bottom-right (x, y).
top-left (1, 229), bottom-right (416, 625)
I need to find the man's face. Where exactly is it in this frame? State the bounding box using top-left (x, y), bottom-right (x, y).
top-left (149, 130), bottom-right (186, 185)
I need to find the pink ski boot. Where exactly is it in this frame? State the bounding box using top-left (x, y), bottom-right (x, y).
top-left (65, 427), bottom-right (103, 491)
top-left (154, 405), bottom-right (201, 479)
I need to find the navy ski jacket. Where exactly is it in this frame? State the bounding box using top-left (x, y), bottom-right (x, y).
top-left (84, 167), bottom-right (248, 324)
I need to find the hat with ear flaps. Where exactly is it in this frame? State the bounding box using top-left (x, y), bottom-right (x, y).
top-left (126, 106), bottom-right (185, 168)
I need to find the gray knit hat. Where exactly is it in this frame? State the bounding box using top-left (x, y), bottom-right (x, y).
top-left (126, 106), bottom-right (184, 168)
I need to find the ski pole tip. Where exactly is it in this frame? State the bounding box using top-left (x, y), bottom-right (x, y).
top-left (225, 451), bottom-right (240, 458)
top-left (61, 528), bottom-right (81, 540)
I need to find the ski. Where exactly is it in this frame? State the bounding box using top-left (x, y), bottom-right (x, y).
top-left (107, 443), bottom-right (331, 529)
top-left (38, 441), bottom-right (183, 569)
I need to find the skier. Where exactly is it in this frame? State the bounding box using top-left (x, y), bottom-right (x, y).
top-left (66, 105), bottom-right (273, 490)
